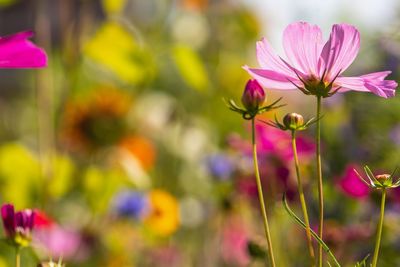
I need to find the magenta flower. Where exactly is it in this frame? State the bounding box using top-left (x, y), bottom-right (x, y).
top-left (245, 22), bottom-right (397, 98)
top-left (0, 31), bottom-right (47, 68)
top-left (1, 203), bottom-right (36, 246)
top-left (255, 122), bottom-right (315, 161)
top-left (338, 165), bottom-right (369, 199)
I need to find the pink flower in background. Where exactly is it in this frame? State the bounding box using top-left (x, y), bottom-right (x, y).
top-left (34, 225), bottom-right (82, 260)
top-left (338, 165), bottom-right (370, 199)
top-left (245, 22), bottom-right (397, 98)
top-left (31, 210), bottom-right (83, 260)
top-left (255, 122), bottom-right (315, 161)
top-left (147, 246), bottom-right (182, 267)
top-left (221, 219), bottom-right (250, 266)
top-left (227, 123), bottom-right (314, 161)
top-left (0, 31), bottom-right (47, 68)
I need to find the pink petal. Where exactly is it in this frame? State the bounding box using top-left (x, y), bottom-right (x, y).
top-left (282, 22), bottom-right (324, 76)
top-left (0, 31), bottom-right (34, 43)
top-left (336, 72), bottom-right (397, 98)
top-left (360, 71), bottom-right (392, 80)
top-left (256, 38), bottom-right (296, 78)
top-left (319, 24), bottom-right (360, 80)
top-left (335, 77), bottom-right (369, 92)
top-left (0, 31), bottom-right (47, 68)
top-left (362, 71), bottom-right (397, 98)
top-left (243, 65), bottom-right (299, 90)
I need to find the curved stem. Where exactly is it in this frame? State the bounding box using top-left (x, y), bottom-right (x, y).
top-left (251, 118), bottom-right (276, 267)
top-left (372, 188), bottom-right (386, 267)
top-left (15, 246), bottom-right (20, 267)
top-left (291, 131), bottom-right (315, 266)
top-left (316, 96), bottom-right (324, 267)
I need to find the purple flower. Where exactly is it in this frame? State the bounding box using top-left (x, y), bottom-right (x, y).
top-left (241, 79), bottom-right (266, 111)
top-left (245, 22), bottom-right (397, 98)
top-left (0, 31), bottom-right (47, 68)
top-left (1, 203), bottom-right (36, 246)
top-left (112, 190), bottom-right (149, 219)
top-left (206, 154), bottom-right (234, 180)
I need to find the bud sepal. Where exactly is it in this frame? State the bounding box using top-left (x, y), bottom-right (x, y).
top-left (225, 97), bottom-right (285, 120)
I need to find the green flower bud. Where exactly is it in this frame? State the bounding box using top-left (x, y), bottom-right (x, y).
top-left (375, 174), bottom-right (392, 187)
top-left (283, 112), bottom-right (304, 130)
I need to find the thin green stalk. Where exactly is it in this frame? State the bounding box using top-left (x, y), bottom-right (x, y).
top-left (292, 131), bottom-right (315, 266)
top-left (251, 118), bottom-right (276, 267)
top-left (15, 246), bottom-right (20, 267)
top-left (372, 188), bottom-right (386, 267)
top-left (283, 194), bottom-right (341, 267)
top-left (316, 96), bottom-right (324, 267)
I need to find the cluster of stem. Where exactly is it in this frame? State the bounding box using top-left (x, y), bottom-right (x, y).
top-left (231, 89), bottom-right (389, 267)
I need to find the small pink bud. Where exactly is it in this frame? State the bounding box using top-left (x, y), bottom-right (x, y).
top-left (241, 79), bottom-right (265, 111)
top-left (376, 174), bottom-right (390, 182)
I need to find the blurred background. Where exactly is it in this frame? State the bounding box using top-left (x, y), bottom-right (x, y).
top-left (0, 0), bottom-right (400, 266)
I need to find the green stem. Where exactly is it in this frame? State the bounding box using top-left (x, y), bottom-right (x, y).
top-left (316, 96), bottom-right (324, 267)
top-left (291, 131), bottom-right (315, 266)
top-left (372, 188), bottom-right (386, 267)
top-left (15, 246), bottom-right (20, 267)
top-left (283, 194), bottom-right (341, 267)
top-left (251, 118), bottom-right (276, 267)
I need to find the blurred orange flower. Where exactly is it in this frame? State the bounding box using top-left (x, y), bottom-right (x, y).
top-left (61, 87), bottom-right (131, 152)
top-left (181, 0), bottom-right (208, 11)
top-left (118, 136), bottom-right (156, 171)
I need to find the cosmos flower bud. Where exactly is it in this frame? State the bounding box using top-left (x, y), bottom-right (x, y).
top-left (283, 113), bottom-right (304, 130)
top-left (241, 79), bottom-right (265, 111)
top-left (375, 174), bottom-right (392, 187)
top-left (354, 166), bottom-right (400, 189)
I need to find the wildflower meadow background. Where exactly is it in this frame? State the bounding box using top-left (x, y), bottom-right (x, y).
top-left (1, 0), bottom-right (400, 266)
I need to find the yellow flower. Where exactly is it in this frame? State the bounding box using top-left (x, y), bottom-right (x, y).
top-left (145, 190), bottom-right (179, 236)
top-left (84, 22), bottom-right (154, 85)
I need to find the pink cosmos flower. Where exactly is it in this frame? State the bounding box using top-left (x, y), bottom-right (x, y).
top-left (245, 22), bottom-right (397, 98)
top-left (0, 31), bottom-right (47, 68)
top-left (337, 165), bottom-right (370, 199)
